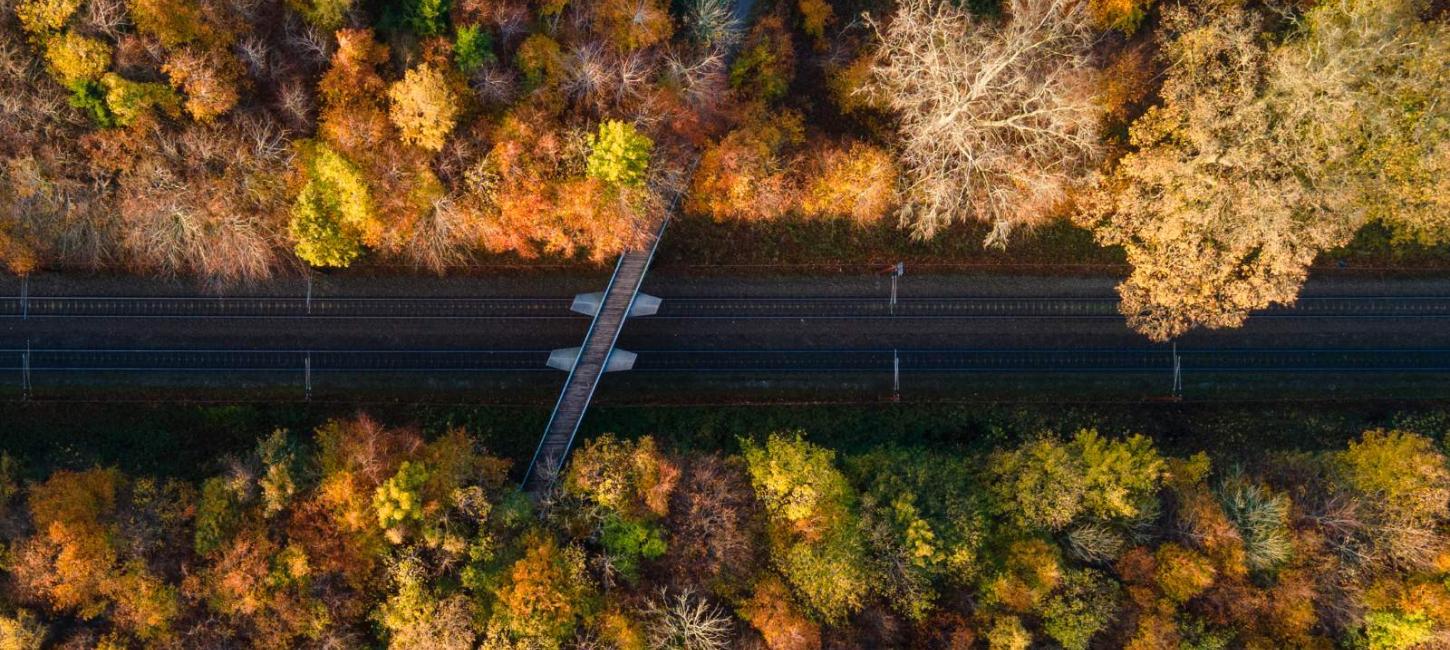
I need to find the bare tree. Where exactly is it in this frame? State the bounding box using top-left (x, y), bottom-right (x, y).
top-left (868, 0), bottom-right (1102, 246)
top-left (108, 119), bottom-right (292, 283)
top-left (645, 588), bottom-right (734, 650)
top-left (83, 0), bottom-right (131, 39)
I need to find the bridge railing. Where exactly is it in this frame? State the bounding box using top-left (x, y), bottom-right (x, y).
top-left (522, 215), bottom-right (672, 491)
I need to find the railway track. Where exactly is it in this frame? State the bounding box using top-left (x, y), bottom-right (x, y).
top-left (4, 295), bottom-right (1450, 319)
top-left (3, 347), bottom-right (1449, 373)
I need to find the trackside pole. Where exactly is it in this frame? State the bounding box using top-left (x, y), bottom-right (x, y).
top-left (21, 340), bottom-right (31, 401)
top-left (1172, 343), bottom-right (1183, 398)
top-left (893, 348), bottom-right (900, 401)
top-left (890, 262), bottom-right (904, 315)
top-left (20, 275), bottom-right (28, 320)
top-left (304, 352), bottom-right (312, 401)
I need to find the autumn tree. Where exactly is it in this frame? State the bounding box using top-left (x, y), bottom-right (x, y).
top-left (388, 63), bottom-right (460, 152)
top-left (562, 435), bottom-right (677, 582)
top-left (869, 0), bottom-right (1102, 245)
top-left (489, 532), bottom-right (596, 647)
top-left (741, 432), bottom-right (872, 623)
top-left (989, 430), bottom-right (1164, 533)
top-left (1084, 0), bottom-right (1449, 340)
top-left (798, 142), bottom-right (897, 225)
top-left (465, 108), bottom-right (649, 262)
top-left (1333, 429), bottom-right (1450, 569)
top-left (586, 120), bottom-right (653, 187)
top-left (663, 453), bottom-right (763, 595)
top-left (288, 0), bottom-right (353, 29)
top-left (15, 0), bottom-right (84, 36)
top-left (375, 554), bottom-right (477, 649)
top-left (127, 0), bottom-right (229, 50)
top-left (0, 23), bottom-right (112, 275)
top-left (99, 73), bottom-right (181, 126)
top-left (11, 469), bottom-right (187, 642)
top-left (595, 0), bottom-right (673, 51)
top-left (738, 575), bottom-right (822, 650)
top-left (687, 109), bottom-right (803, 221)
top-left (516, 33), bottom-right (563, 89)
top-left (979, 537), bottom-right (1063, 615)
top-left (729, 15), bottom-right (794, 102)
top-left (312, 29), bottom-right (442, 261)
top-left (15, 468), bottom-right (125, 618)
top-left (162, 47), bottom-right (241, 123)
top-left (290, 140), bottom-right (374, 267)
top-left (42, 31), bottom-right (111, 85)
top-left (1269, 0), bottom-right (1450, 245)
top-left (1039, 569), bottom-right (1119, 650)
top-left (847, 449), bottom-right (985, 620)
top-left (0, 610), bottom-right (46, 649)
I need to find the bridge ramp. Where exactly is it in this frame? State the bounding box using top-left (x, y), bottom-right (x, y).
top-left (522, 236), bottom-right (659, 493)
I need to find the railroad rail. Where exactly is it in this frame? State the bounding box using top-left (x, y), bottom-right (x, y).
top-left (0, 348), bottom-right (550, 371)
top-left (5, 296), bottom-right (1450, 319)
top-left (4, 347), bottom-right (1450, 373)
top-left (0, 296), bottom-right (577, 319)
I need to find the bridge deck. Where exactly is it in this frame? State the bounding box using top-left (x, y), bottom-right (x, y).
top-left (522, 224), bottom-right (664, 493)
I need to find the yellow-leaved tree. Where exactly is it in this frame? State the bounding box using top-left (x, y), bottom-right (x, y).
top-left (387, 63), bottom-right (460, 152)
top-left (1083, 0), bottom-right (1449, 340)
top-left (289, 141), bottom-right (377, 268)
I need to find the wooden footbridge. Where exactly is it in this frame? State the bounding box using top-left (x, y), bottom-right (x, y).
top-left (521, 218), bottom-right (668, 493)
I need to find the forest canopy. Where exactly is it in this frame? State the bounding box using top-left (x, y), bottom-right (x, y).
top-left (0, 0), bottom-right (1446, 338)
top-left (2, 417), bottom-right (1450, 648)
